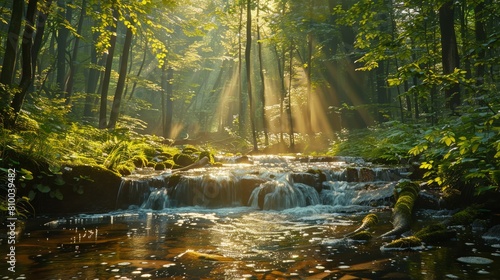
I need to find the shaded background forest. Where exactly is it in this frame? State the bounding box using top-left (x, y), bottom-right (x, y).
top-left (2, 0), bottom-right (497, 147)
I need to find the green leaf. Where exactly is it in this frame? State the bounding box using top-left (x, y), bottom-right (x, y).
top-left (421, 161), bottom-right (433, 170)
top-left (20, 168), bottom-right (34, 180)
top-left (52, 189), bottom-right (64, 200)
top-left (54, 176), bottom-right (65, 186)
top-left (36, 184), bottom-right (51, 193)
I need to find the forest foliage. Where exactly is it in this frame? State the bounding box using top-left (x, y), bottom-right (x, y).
top-left (0, 0), bottom-right (499, 213)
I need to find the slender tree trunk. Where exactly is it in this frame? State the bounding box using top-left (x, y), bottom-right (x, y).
top-left (287, 43), bottom-right (295, 150)
top-left (98, 7), bottom-right (119, 128)
top-left (84, 30), bottom-right (100, 118)
top-left (474, 1), bottom-right (486, 87)
top-left (256, 0), bottom-right (268, 146)
top-left (0, 0), bottom-right (23, 121)
top-left (439, 0), bottom-right (461, 113)
top-left (128, 40), bottom-right (148, 101)
top-left (108, 25), bottom-right (133, 129)
top-left (246, 0), bottom-right (258, 152)
top-left (273, 45), bottom-right (286, 144)
top-left (306, 0), bottom-right (314, 135)
top-left (161, 65), bottom-right (166, 137)
top-left (57, 0), bottom-right (70, 96)
top-left (8, 0), bottom-right (38, 127)
top-left (165, 67), bottom-right (174, 138)
top-left (238, 1), bottom-right (246, 138)
top-left (376, 61), bottom-right (388, 122)
top-left (31, 0), bottom-right (53, 92)
top-left (65, 0), bottom-right (86, 105)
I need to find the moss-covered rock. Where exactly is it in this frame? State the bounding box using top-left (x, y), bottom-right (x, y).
top-left (199, 150), bottom-right (215, 164)
top-left (380, 236), bottom-right (423, 251)
top-left (182, 145), bottom-right (200, 154)
top-left (163, 160), bottom-right (175, 169)
top-left (155, 162), bottom-right (166, 171)
top-left (23, 164), bottom-right (123, 214)
top-left (448, 205), bottom-right (481, 226)
top-left (174, 153), bottom-right (196, 167)
top-left (414, 224), bottom-right (456, 244)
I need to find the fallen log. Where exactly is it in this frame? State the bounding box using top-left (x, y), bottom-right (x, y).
top-left (379, 181), bottom-right (420, 239)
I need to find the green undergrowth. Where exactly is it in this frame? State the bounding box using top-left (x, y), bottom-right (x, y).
top-left (328, 121), bottom-right (422, 164)
top-left (0, 109), bottom-right (215, 217)
top-left (329, 110), bottom-right (500, 203)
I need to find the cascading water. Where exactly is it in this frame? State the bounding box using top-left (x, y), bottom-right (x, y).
top-left (115, 156), bottom-right (406, 211)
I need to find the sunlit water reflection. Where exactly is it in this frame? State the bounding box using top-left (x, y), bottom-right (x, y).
top-left (3, 206), bottom-right (500, 279)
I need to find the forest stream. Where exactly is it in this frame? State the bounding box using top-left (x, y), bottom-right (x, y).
top-left (2, 156), bottom-right (500, 279)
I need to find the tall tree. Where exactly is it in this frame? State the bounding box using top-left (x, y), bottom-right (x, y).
top-left (98, 6), bottom-right (119, 129)
top-left (108, 24), bottom-right (134, 129)
top-left (246, 0), bottom-right (258, 151)
top-left (0, 0), bottom-right (23, 122)
top-left (65, 0), bottom-right (87, 105)
top-left (439, 0), bottom-right (461, 113)
top-left (8, 0), bottom-right (39, 127)
top-left (56, 0), bottom-right (70, 96)
top-left (256, 0), bottom-right (269, 146)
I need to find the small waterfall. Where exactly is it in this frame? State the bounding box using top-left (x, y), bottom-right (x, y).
top-left (321, 181), bottom-right (396, 207)
top-left (115, 179), bottom-right (154, 209)
top-left (248, 174), bottom-right (321, 210)
top-left (151, 173), bottom-right (241, 208)
top-left (115, 156), bottom-right (408, 211)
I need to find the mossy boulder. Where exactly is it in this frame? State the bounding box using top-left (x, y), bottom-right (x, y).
top-left (163, 160), bottom-right (175, 169)
top-left (174, 153), bottom-right (196, 167)
top-left (199, 150), bottom-right (215, 164)
top-left (381, 236), bottom-right (423, 251)
top-left (448, 205), bottom-right (482, 226)
top-left (155, 162), bottom-right (166, 171)
top-left (23, 165), bottom-right (122, 214)
top-left (414, 224), bottom-right (456, 244)
top-left (182, 145), bottom-right (200, 155)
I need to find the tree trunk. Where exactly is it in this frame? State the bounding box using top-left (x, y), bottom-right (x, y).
top-left (164, 66), bottom-right (174, 138)
top-left (127, 40), bottom-right (148, 101)
top-left (0, 0), bottom-right (23, 121)
top-left (8, 0), bottom-right (38, 127)
top-left (98, 7), bottom-right (119, 128)
top-left (238, 1), bottom-right (246, 138)
top-left (65, 0), bottom-right (86, 105)
top-left (246, 0), bottom-right (258, 152)
top-left (273, 45), bottom-right (286, 144)
top-left (84, 30), bottom-right (101, 118)
top-left (474, 1), bottom-right (486, 87)
top-left (439, 1), bottom-right (460, 113)
top-left (31, 0), bottom-right (53, 91)
top-left (306, 0), bottom-right (314, 135)
top-left (57, 0), bottom-right (70, 96)
top-left (376, 61), bottom-right (388, 122)
top-left (108, 25), bottom-right (133, 129)
top-left (287, 43), bottom-right (295, 150)
top-left (256, 0), bottom-right (269, 146)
